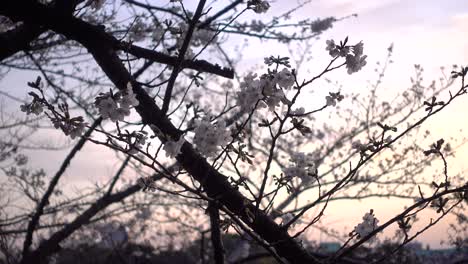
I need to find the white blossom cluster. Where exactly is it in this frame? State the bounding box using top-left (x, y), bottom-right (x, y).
top-left (345, 42), bottom-right (367, 74)
top-left (95, 82), bottom-right (139, 122)
top-left (193, 117), bottom-right (231, 157)
top-left (236, 73), bottom-right (263, 113)
top-left (354, 210), bottom-right (379, 243)
top-left (283, 152), bottom-right (317, 184)
top-left (247, 0), bottom-right (270, 14)
top-left (236, 68), bottom-right (294, 113)
top-left (20, 100), bottom-right (43, 116)
top-left (14, 154), bottom-right (28, 166)
top-left (326, 39), bottom-right (367, 74)
top-left (310, 17), bottom-right (336, 34)
top-left (325, 91), bottom-right (344, 107)
top-left (275, 68), bottom-right (295, 89)
top-left (352, 137), bottom-right (391, 155)
top-left (21, 96), bottom-right (87, 139)
top-left (127, 131), bottom-right (147, 154)
top-left (52, 117), bottom-right (87, 139)
top-left (326, 40), bottom-right (347, 57)
top-left (0, 16), bottom-right (14, 33)
top-left (163, 136), bottom-right (185, 158)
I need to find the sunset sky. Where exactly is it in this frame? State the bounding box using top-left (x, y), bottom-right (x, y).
top-left (192, 0), bottom-right (468, 247)
top-left (284, 0), bottom-right (468, 248)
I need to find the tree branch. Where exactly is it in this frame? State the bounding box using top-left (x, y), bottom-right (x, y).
top-left (161, 0), bottom-right (207, 113)
top-left (208, 201), bottom-right (225, 264)
top-left (22, 174), bottom-right (163, 264)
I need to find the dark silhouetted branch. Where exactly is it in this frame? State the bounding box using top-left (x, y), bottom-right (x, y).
top-left (21, 118), bottom-right (101, 260)
top-left (208, 202), bottom-right (225, 264)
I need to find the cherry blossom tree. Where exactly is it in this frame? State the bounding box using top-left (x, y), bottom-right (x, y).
top-left (0, 0), bottom-right (466, 264)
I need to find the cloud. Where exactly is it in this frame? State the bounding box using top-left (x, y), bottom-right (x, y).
top-left (314, 0), bottom-right (402, 15)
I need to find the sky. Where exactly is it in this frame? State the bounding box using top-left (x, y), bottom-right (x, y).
top-left (1, 0), bottom-right (467, 250)
top-left (284, 0), bottom-right (468, 248)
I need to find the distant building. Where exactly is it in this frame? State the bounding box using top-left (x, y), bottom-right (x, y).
top-left (318, 242), bottom-right (341, 253)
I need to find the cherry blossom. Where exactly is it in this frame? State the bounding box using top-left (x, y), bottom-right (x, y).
top-left (236, 70), bottom-right (294, 113)
top-left (127, 131), bottom-right (148, 155)
top-left (0, 16), bottom-right (14, 33)
top-left (120, 83), bottom-right (139, 109)
top-left (346, 53), bottom-right (367, 74)
top-left (283, 152), bottom-right (317, 184)
top-left (163, 136), bottom-right (185, 158)
top-left (248, 0), bottom-right (270, 14)
top-left (236, 73), bottom-right (265, 113)
top-left (346, 42), bottom-right (367, 74)
top-left (354, 210), bottom-right (379, 243)
top-left (325, 92), bottom-right (344, 107)
top-left (14, 154), bottom-right (28, 166)
top-left (326, 39), bottom-right (340, 57)
top-left (193, 117), bottom-right (231, 157)
top-left (325, 39), bottom-right (368, 74)
top-left (96, 97), bottom-right (118, 119)
top-left (95, 82), bottom-right (139, 122)
top-left (52, 116), bottom-right (88, 139)
top-left (274, 68), bottom-right (295, 89)
top-left (20, 101), bottom-right (43, 116)
top-left (68, 120), bottom-right (87, 139)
